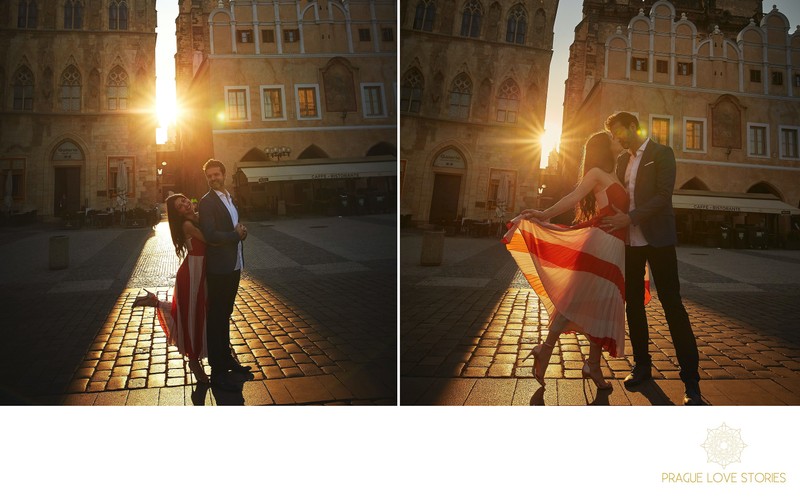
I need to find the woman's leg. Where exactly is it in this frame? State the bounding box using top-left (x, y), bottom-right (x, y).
top-left (533, 313), bottom-right (568, 385)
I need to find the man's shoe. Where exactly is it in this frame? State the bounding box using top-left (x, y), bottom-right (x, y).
top-left (683, 382), bottom-right (705, 405)
top-left (229, 367), bottom-right (254, 382)
top-left (211, 371), bottom-right (241, 392)
top-left (229, 362), bottom-right (253, 373)
top-left (623, 365), bottom-right (652, 389)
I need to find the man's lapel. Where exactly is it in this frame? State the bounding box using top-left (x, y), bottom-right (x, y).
top-left (635, 140), bottom-right (658, 185)
top-left (209, 189), bottom-right (234, 228)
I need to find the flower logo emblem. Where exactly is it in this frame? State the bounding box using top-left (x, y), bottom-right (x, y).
top-left (701, 423), bottom-right (747, 469)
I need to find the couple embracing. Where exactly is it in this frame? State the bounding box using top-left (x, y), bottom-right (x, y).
top-left (134, 159), bottom-right (252, 392)
top-left (504, 112), bottom-right (703, 406)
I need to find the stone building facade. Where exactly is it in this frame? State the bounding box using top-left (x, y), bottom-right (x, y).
top-left (400, 0), bottom-right (557, 228)
top-left (174, 0), bottom-right (397, 217)
top-left (559, 0), bottom-right (800, 244)
top-left (0, 0), bottom-right (158, 221)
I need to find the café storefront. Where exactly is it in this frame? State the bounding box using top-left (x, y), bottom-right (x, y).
top-left (673, 190), bottom-right (800, 248)
top-left (234, 156), bottom-right (397, 218)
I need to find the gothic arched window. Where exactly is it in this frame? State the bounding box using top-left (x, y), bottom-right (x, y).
top-left (401, 68), bottom-right (424, 113)
top-left (13, 66), bottom-right (34, 111)
top-left (414, 0), bottom-right (436, 32)
top-left (506, 5), bottom-right (527, 45)
top-left (460, 0), bottom-right (484, 38)
top-left (60, 66), bottom-right (82, 111)
top-left (496, 78), bottom-right (520, 123)
top-left (107, 66), bottom-right (129, 110)
top-left (17, 0), bottom-right (38, 28)
top-left (109, 0), bottom-right (128, 31)
top-left (448, 73), bottom-right (472, 119)
top-left (65, 0), bottom-right (84, 30)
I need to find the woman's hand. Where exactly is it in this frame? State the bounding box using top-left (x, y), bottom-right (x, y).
top-left (520, 209), bottom-right (545, 221)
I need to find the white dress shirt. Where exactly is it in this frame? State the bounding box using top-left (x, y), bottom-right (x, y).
top-left (214, 189), bottom-right (243, 271)
top-left (625, 138), bottom-right (650, 247)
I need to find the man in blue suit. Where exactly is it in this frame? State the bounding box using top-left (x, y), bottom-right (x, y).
top-left (603, 112), bottom-right (703, 405)
top-left (199, 158), bottom-right (251, 392)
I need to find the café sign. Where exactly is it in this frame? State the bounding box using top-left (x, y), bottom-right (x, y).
top-left (433, 148), bottom-right (465, 169)
top-left (311, 172), bottom-right (359, 179)
top-left (53, 142), bottom-right (83, 161)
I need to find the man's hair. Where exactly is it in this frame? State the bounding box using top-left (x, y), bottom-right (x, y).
top-left (202, 158), bottom-right (226, 174)
top-left (604, 112), bottom-right (639, 132)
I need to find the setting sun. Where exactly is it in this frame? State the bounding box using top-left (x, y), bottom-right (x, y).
top-left (539, 127), bottom-right (561, 167)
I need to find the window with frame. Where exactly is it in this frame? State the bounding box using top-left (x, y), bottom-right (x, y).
top-left (685, 120), bottom-right (703, 151)
top-left (781, 128), bottom-right (799, 159)
top-left (358, 28), bottom-right (371, 42)
top-left (0, 159), bottom-right (26, 204)
top-left (106, 66), bottom-right (128, 110)
top-left (772, 71), bottom-right (783, 86)
top-left (400, 68), bottom-right (423, 114)
top-left (60, 66), bottom-right (81, 112)
top-left (650, 117), bottom-right (670, 145)
top-left (261, 86), bottom-right (284, 120)
top-left (17, 0), bottom-right (37, 28)
top-left (238, 30), bottom-right (253, 43)
top-left (413, 0), bottom-right (436, 32)
top-left (64, 0), bottom-right (84, 30)
top-left (506, 5), bottom-right (526, 45)
top-left (750, 69), bottom-right (761, 83)
top-left (795, 74), bottom-right (800, 87)
top-left (362, 85), bottom-right (385, 117)
top-left (108, 157), bottom-right (135, 198)
top-left (487, 170), bottom-right (516, 211)
top-left (13, 66), bottom-right (34, 111)
top-left (677, 62), bottom-right (693, 76)
top-left (656, 60), bottom-right (668, 74)
top-left (632, 57), bottom-right (648, 72)
top-left (448, 73), bottom-right (472, 120)
top-left (262, 29), bottom-right (275, 43)
top-left (109, 0), bottom-right (128, 31)
top-left (284, 29), bottom-right (300, 43)
top-left (460, 0), bottom-right (483, 38)
top-left (495, 78), bottom-right (520, 123)
top-left (382, 27), bottom-right (393, 42)
top-left (226, 88), bottom-right (249, 121)
top-left (749, 125), bottom-right (767, 156)
top-left (297, 86), bottom-right (319, 119)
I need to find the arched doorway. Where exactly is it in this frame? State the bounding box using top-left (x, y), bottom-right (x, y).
top-left (428, 147), bottom-right (465, 225)
top-left (52, 140), bottom-right (84, 217)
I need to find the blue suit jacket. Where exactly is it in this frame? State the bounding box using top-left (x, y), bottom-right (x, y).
top-left (616, 140), bottom-right (678, 247)
top-left (199, 189), bottom-right (244, 275)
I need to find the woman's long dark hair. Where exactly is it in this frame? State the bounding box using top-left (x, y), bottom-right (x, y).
top-left (165, 193), bottom-right (192, 260)
top-left (574, 131), bottom-right (616, 223)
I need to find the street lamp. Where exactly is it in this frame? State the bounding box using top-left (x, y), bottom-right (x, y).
top-left (157, 162), bottom-right (165, 201)
top-left (265, 146), bottom-right (291, 160)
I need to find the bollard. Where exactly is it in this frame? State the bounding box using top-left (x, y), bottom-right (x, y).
top-left (420, 230), bottom-right (445, 266)
top-left (49, 235), bottom-right (69, 270)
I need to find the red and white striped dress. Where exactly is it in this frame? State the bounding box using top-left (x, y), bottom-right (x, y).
top-left (156, 236), bottom-right (208, 360)
top-left (503, 183), bottom-right (638, 357)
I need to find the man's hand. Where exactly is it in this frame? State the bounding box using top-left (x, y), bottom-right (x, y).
top-left (236, 223), bottom-right (248, 240)
top-left (601, 205), bottom-right (630, 232)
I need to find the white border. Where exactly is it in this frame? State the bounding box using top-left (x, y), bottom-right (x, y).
top-left (360, 82), bottom-right (388, 118)
top-left (294, 84), bottom-right (322, 120)
top-left (223, 85), bottom-right (251, 122)
top-left (746, 122), bottom-right (770, 159)
top-left (682, 116), bottom-right (707, 153)
top-left (259, 85), bottom-right (287, 121)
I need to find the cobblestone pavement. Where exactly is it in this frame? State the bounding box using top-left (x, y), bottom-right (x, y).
top-left (0, 214), bottom-right (396, 405)
top-left (400, 230), bottom-right (800, 405)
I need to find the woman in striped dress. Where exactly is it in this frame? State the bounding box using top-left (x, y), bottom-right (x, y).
top-left (133, 193), bottom-right (209, 384)
top-left (503, 131), bottom-right (634, 389)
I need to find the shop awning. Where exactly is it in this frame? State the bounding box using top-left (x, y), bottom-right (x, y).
top-left (672, 190), bottom-right (800, 215)
top-left (236, 156), bottom-right (397, 183)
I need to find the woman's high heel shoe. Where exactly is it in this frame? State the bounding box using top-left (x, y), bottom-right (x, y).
top-left (132, 289), bottom-right (158, 308)
top-left (582, 361), bottom-right (612, 390)
top-left (532, 342), bottom-right (554, 387)
top-left (188, 359), bottom-right (210, 384)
